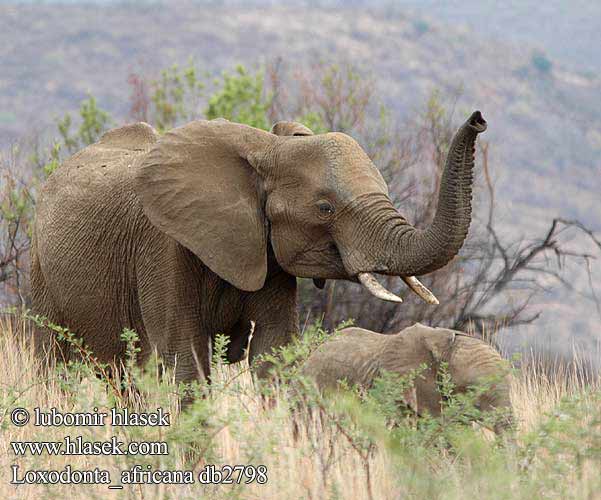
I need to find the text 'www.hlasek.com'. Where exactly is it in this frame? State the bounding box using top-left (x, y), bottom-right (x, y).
top-left (9, 407), bottom-right (267, 489)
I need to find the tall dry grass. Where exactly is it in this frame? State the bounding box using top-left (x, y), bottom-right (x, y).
top-left (0, 314), bottom-right (600, 500)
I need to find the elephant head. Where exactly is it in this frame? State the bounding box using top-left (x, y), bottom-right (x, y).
top-left (134, 112), bottom-right (486, 303)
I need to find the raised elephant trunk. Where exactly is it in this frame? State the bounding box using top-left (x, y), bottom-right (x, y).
top-left (355, 111), bottom-right (487, 303)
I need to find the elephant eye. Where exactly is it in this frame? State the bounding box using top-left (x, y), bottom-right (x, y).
top-left (317, 200), bottom-right (335, 217)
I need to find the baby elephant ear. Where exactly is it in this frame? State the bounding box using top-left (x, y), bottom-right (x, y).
top-left (134, 119), bottom-right (275, 292)
top-left (270, 121), bottom-right (314, 136)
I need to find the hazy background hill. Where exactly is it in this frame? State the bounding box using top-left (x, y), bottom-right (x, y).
top-left (1, 0), bottom-right (599, 356)
top-left (385, 0), bottom-right (601, 74)
top-left (5, 0), bottom-right (601, 72)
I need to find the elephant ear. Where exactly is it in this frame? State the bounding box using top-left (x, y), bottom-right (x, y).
top-left (270, 121), bottom-right (314, 136)
top-left (134, 119), bottom-right (275, 292)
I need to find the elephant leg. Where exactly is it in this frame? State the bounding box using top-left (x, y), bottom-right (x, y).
top-left (243, 271), bottom-right (298, 380)
top-left (223, 318), bottom-right (252, 363)
top-left (136, 243), bottom-right (211, 397)
top-left (139, 300), bottom-right (210, 390)
top-left (170, 347), bottom-right (210, 403)
top-left (30, 249), bottom-right (66, 364)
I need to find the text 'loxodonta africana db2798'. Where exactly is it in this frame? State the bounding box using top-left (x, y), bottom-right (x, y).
top-left (31, 111), bottom-right (487, 387)
top-left (301, 324), bottom-right (513, 434)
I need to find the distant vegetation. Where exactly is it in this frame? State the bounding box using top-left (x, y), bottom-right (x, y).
top-left (531, 51), bottom-right (553, 75)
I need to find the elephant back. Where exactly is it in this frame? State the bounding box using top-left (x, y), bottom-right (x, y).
top-left (302, 328), bottom-right (386, 390)
top-left (34, 123), bottom-right (161, 284)
top-left (97, 122), bottom-right (159, 150)
top-left (39, 122), bottom-right (159, 206)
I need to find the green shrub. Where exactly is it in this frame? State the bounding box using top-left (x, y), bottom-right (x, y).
top-left (205, 65), bottom-right (272, 131)
top-left (531, 51), bottom-right (553, 74)
top-left (58, 94), bottom-right (112, 154)
top-left (413, 19), bottom-right (430, 36)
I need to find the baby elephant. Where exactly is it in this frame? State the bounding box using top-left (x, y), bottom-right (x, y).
top-left (301, 324), bottom-right (513, 433)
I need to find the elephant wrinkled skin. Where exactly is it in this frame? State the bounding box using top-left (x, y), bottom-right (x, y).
top-left (31, 112), bottom-right (486, 387)
top-left (302, 324), bottom-right (513, 433)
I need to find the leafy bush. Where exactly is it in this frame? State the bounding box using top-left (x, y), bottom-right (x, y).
top-left (531, 51), bottom-right (553, 74)
top-left (148, 62), bottom-right (206, 132)
top-left (413, 19), bottom-right (430, 36)
top-left (205, 65), bottom-right (272, 131)
top-left (57, 94), bottom-right (112, 154)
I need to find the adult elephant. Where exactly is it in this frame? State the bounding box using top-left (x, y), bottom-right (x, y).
top-left (31, 111), bottom-right (487, 386)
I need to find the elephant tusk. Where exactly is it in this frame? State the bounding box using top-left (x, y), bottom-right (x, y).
top-left (357, 273), bottom-right (403, 303)
top-left (401, 276), bottom-right (440, 305)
